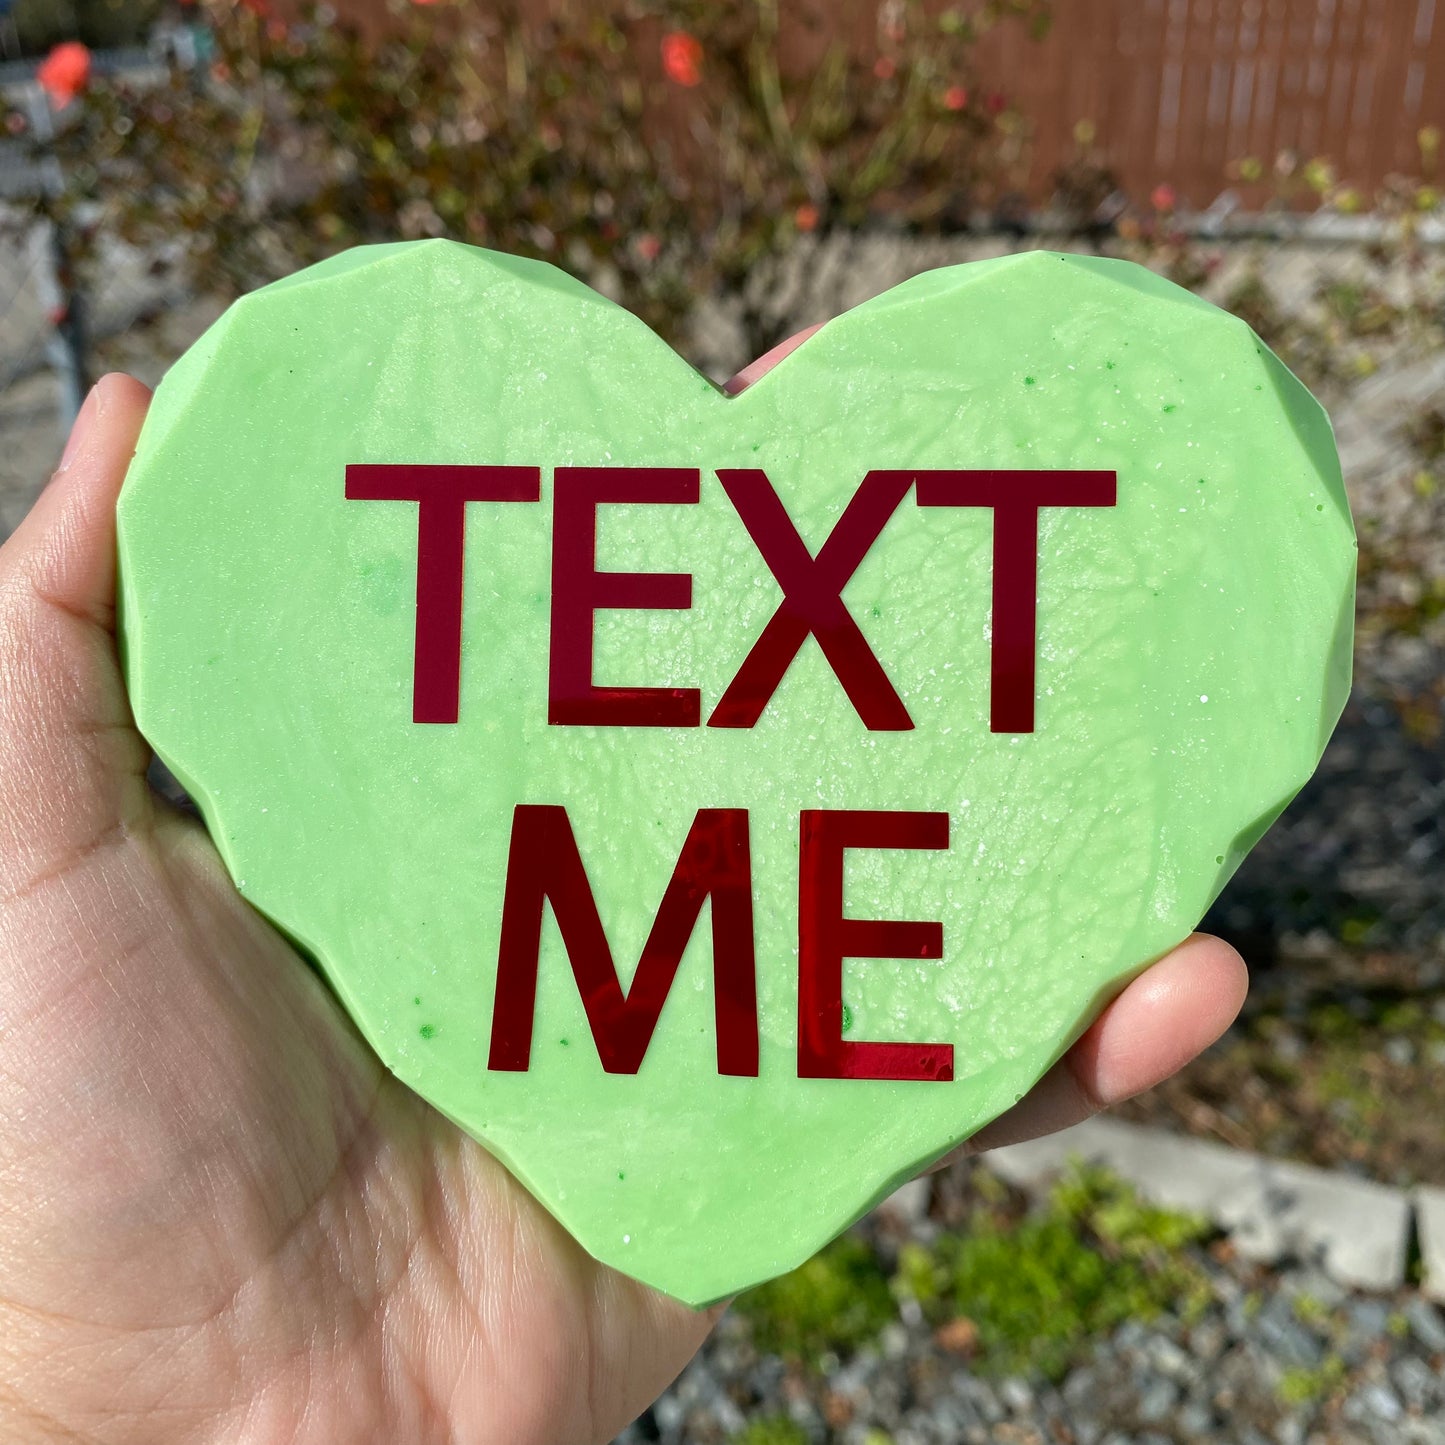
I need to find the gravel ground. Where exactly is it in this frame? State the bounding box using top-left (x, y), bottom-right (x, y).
top-left (619, 1162), bottom-right (1445, 1445)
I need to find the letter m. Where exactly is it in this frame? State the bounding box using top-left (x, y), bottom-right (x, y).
top-left (487, 805), bottom-right (759, 1075)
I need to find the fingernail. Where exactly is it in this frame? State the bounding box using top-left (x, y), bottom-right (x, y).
top-left (57, 384), bottom-right (101, 475)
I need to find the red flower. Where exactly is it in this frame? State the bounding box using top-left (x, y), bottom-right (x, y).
top-left (985, 90), bottom-right (1007, 115)
top-left (873, 56), bottom-right (896, 80)
top-left (794, 202), bottom-right (819, 232)
top-left (1151, 182), bottom-right (1177, 211)
top-left (661, 31), bottom-right (703, 87)
top-left (943, 84), bottom-right (967, 111)
top-left (37, 42), bottom-right (91, 109)
top-left (636, 233), bottom-right (662, 262)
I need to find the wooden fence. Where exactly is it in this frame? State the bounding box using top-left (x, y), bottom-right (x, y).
top-left (979, 0), bottom-right (1445, 204)
top-left (314, 0), bottom-right (1445, 207)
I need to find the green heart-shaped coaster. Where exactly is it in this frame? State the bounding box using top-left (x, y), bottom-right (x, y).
top-left (117, 242), bottom-right (1354, 1306)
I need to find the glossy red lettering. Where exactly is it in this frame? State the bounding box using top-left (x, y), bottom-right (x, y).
top-left (344, 464), bottom-right (541, 724)
top-left (548, 467), bottom-right (701, 727)
top-left (912, 469), bottom-right (1117, 732)
top-left (797, 809), bottom-right (953, 1082)
top-left (709, 468), bottom-right (915, 731)
top-left (487, 805), bottom-right (758, 1075)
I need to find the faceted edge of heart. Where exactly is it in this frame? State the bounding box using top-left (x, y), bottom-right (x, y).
top-left (826, 247), bottom-right (1224, 324)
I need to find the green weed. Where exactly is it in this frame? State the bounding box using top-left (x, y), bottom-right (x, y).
top-left (1277, 1355), bottom-right (1347, 1407)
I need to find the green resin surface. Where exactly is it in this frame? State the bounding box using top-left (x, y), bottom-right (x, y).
top-left (116, 242), bottom-right (1355, 1306)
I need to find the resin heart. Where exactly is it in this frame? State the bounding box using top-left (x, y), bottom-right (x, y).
top-left (116, 243), bottom-right (1354, 1305)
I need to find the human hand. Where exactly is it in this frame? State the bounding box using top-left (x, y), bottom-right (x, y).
top-left (0, 365), bottom-right (1244, 1445)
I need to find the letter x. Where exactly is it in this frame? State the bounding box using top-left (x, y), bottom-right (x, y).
top-left (709, 468), bottom-right (914, 731)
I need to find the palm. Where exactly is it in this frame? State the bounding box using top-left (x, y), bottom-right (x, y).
top-left (0, 375), bottom-right (1245, 1445)
top-left (1, 761), bottom-right (711, 1445)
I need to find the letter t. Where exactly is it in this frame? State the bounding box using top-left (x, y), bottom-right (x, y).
top-left (346, 464), bottom-right (542, 723)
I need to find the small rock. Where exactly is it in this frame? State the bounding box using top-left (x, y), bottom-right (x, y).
top-left (714, 1396), bottom-right (746, 1435)
top-left (1350, 1382), bottom-right (1404, 1422)
top-left (925, 1399), bottom-right (977, 1439)
top-left (1257, 1293), bottom-right (1325, 1365)
top-left (880, 1322), bottom-right (910, 1360)
top-left (998, 1376), bottom-right (1033, 1413)
top-left (933, 1316), bottom-right (979, 1358)
top-left (1188, 1319), bottom-right (1228, 1362)
top-left (1274, 1414), bottom-right (1306, 1445)
top-left (956, 1377), bottom-right (1004, 1425)
top-left (1385, 1036), bottom-right (1417, 1066)
top-left (1392, 1355), bottom-right (1437, 1410)
top-left (652, 1395), bottom-right (685, 1433)
top-left (1138, 1378), bottom-right (1180, 1422)
top-left (1226, 1294), bottom-right (1259, 1337)
top-left (1346, 1299), bottom-right (1392, 1341)
top-left (1407, 1296), bottom-right (1445, 1354)
top-left (822, 1390), bottom-right (853, 1430)
top-left (1147, 1337), bottom-right (1192, 1377)
top-left (1286, 1267), bottom-right (1348, 1310)
top-left (1177, 1402), bottom-right (1216, 1437)
top-left (1256, 1315), bottom-right (1324, 1369)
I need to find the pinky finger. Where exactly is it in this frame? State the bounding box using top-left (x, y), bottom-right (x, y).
top-left (933, 932), bottom-right (1248, 1169)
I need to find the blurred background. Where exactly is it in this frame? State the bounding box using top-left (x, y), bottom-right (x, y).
top-left (1, 1), bottom-right (1442, 1441)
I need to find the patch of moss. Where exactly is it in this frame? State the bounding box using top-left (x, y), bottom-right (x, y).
top-left (731, 1417), bottom-right (810, 1445)
top-left (1054, 1164), bottom-right (1212, 1259)
top-left (735, 1233), bottom-right (895, 1364)
top-left (897, 1164), bottom-right (1213, 1382)
top-left (894, 1240), bottom-right (946, 1312)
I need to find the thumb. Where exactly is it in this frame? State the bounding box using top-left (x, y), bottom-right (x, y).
top-left (0, 374), bottom-right (154, 895)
